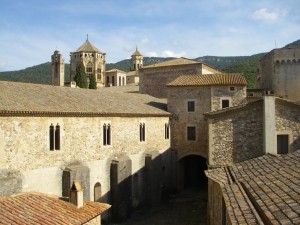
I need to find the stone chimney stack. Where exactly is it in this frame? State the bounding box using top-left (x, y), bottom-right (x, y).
top-left (69, 180), bottom-right (84, 208)
top-left (263, 91), bottom-right (276, 155)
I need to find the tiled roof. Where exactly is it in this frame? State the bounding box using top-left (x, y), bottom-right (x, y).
top-left (167, 73), bottom-right (247, 87)
top-left (0, 192), bottom-right (110, 225)
top-left (76, 40), bottom-right (100, 52)
top-left (0, 81), bottom-right (170, 117)
top-left (141, 57), bottom-right (200, 69)
top-left (207, 151), bottom-right (300, 224)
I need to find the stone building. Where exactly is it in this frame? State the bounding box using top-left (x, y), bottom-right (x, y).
top-left (0, 81), bottom-right (176, 222)
top-left (70, 38), bottom-right (106, 87)
top-left (139, 57), bottom-right (221, 98)
top-left (51, 50), bottom-right (65, 86)
top-left (126, 48), bottom-right (143, 85)
top-left (204, 95), bottom-right (300, 167)
top-left (166, 73), bottom-right (247, 190)
top-left (257, 47), bottom-right (300, 102)
top-left (105, 69), bottom-right (126, 87)
top-left (131, 47), bottom-right (143, 71)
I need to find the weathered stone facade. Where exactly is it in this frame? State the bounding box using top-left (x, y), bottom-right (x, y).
top-left (206, 97), bottom-right (300, 167)
top-left (167, 83), bottom-right (246, 160)
top-left (139, 58), bottom-right (220, 98)
top-left (275, 99), bottom-right (300, 152)
top-left (51, 50), bottom-right (65, 86)
top-left (258, 48), bottom-right (300, 102)
top-left (207, 101), bottom-right (264, 166)
top-left (0, 115), bottom-right (175, 221)
top-left (70, 39), bottom-right (106, 87)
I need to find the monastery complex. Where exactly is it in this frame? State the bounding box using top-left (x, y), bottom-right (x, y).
top-left (0, 38), bottom-right (300, 224)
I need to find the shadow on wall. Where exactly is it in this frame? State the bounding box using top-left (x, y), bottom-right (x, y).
top-left (62, 148), bottom-right (177, 223)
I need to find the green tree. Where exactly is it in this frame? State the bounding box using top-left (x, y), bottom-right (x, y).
top-left (74, 62), bottom-right (88, 88)
top-left (89, 72), bottom-right (97, 89)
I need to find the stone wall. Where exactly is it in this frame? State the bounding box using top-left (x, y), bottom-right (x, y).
top-left (275, 100), bottom-right (300, 152)
top-left (259, 48), bottom-right (300, 102)
top-left (168, 86), bottom-right (211, 159)
top-left (0, 115), bottom-right (175, 221)
top-left (140, 64), bottom-right (203, 98)
top-left (211, 86), bottom-right (246, 111)
top-left (207, 178), bottom-right (224, 225)
top-left (208, 101), bottom-right (264, 166)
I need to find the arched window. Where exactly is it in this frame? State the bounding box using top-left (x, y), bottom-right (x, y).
top-left (55, 124), bottom-right (60, 150)
top-left (119, 76), bottom-right (121, 86)
top-left (94, 182), bottom-right (102, 202)
top-left (86, 62), bottom-right (93, 78)
top-left (49, 123), bottom-right (60, 150)
top-left (49, 124), bottom-right (54, 150)
top-left (165, 123), bottom-right (170, 139)
top-left (103, 123), bottom-right (111, 146)
top-left (122, 77), bottom-right (125, 86)
top-left (139, 123), bottom-right (145, 142)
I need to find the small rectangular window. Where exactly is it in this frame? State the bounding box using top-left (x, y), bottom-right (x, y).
top-left (187, 126), bottom-right (196, 141)
top-left (277, 135), bottom-right (289, 154)
top-left (222, 99), bottom-right (230, 108)
top-left (165, 123), bottom-right (170, 139)
top-left (229, 86), bottom-right (235, 92)
top-left (187, 101), bottom-right (195, 112)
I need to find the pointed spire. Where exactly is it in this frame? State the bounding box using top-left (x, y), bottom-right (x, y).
top-left (86, 34), bottom-right (89, 42)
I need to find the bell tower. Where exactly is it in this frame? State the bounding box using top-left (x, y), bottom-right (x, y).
top-left (51, 50), bottom-right (65, 86)
top-left (131, 47), bottom-right (143, 71)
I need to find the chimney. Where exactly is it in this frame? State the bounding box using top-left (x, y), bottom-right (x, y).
top-left (263, 93), bottom-right (276, 155)
top-left (69, 180), bottom-right (84, 208)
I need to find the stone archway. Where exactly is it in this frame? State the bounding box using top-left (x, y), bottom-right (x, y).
top-left (178, 155), bottom-right (207, 190)
top-left (94, 182), bottom-right (102, 202)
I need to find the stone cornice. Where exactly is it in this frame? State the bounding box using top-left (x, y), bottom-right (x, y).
top-left (0, 110), bottom-right (171, 118)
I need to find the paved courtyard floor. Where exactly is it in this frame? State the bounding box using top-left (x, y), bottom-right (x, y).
top-left (107, 186), bottom-right (208, 225)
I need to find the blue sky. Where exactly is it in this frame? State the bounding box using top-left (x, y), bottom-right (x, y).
top-left (0, 0), bottom-right (299, 71)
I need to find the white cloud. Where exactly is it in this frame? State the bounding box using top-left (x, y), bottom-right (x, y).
top-left (147, 51), bottom-right (158, 57)
top-left (162, 50), bottom-right (186, 58)
top-left (252, 8), bottom-right (286, 21)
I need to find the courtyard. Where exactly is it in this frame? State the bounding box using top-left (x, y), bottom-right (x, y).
top-left (106, 186), bottom-right (208, 225)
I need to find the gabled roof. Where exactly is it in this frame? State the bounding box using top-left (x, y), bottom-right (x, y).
top-left (142, 57), bottom-right (200, 69)
top-left (75, 40), bottom-right (100, 52)
top-left (167, 73), bottom-right (247, 87)
top-left (0, 81), bottom-right (170, 117)
top-left (0, 192), bottom-right (110, 225)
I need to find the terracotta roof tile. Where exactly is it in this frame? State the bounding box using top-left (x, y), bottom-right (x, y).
top-left (167, 73), bottom-right (247, 87)
top-left (0, 192), bottom-right (110, 225)
top-left (207, 151), bottom-right (300, 224)
top-left (141, 57), bottom-right (200, 69)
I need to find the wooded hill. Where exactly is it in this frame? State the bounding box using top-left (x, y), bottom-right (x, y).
top-left (0, 39), bottom-right (299, 88)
